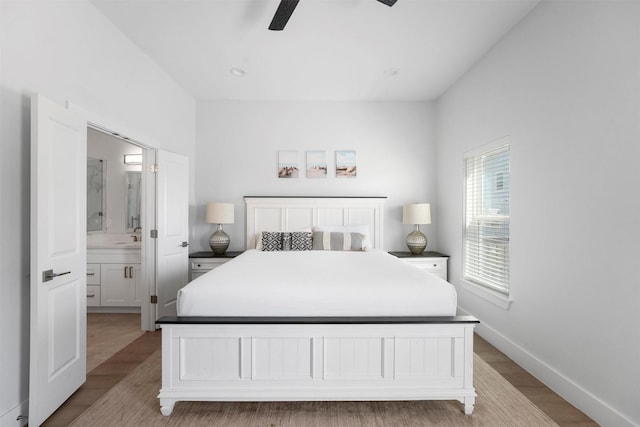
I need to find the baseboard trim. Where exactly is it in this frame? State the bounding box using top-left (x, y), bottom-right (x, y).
top-left (459, 306), bottom-right (637, 427)
top-left (0, 400), bottom-right (28, 427)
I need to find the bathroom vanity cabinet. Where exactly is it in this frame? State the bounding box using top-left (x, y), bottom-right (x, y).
top-left (87, 246), bottom-right (143, 310)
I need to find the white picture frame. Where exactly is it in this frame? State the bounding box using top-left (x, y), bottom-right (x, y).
top-left (306, 151), bottom-right (327, 178)
top-left (336, 150), bottom-right (357, 178)
top-left (278, 150), bottom-right (299, 178)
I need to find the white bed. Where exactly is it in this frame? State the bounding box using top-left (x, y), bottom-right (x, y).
top-left (157, 197), bottom-right (478, 416)
top-left (178, 249), bottom-right (457, 317)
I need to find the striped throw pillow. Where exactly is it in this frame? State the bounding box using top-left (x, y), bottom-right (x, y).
top-left (312, 231), bottom-right (364, 251)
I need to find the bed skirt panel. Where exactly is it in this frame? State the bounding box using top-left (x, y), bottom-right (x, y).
top-left (158, 321), bottom-right (477, 416)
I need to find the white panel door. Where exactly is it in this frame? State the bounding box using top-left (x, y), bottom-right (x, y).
top-left (132, 264), bottom-right (144, 305)
top-left (29, 94), bottom-right (87, 426)
top-left (156, 149), bottom-right (189, 318)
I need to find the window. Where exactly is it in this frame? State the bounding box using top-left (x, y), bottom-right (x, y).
top-left (463, 139), bottom-right (510, 295)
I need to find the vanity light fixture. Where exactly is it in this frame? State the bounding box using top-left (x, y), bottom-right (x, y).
top-left (123, 154), bottom-right (142, 165)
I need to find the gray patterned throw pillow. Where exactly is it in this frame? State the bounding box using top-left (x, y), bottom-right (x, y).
top-left (290, 232), bottom-right (313, 251)
top-left (261, 231), bottom-right (283, 251)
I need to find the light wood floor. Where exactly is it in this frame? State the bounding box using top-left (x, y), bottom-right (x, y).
top-left (87, 313), bottom-right (145, 372)
top-left (474, 337), bottom-right (599, 426)
top-left (44, 314), bottom-right (599, 426)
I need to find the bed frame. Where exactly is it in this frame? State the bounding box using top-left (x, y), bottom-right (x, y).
top-left (156, 197), bottom-right (478, 416)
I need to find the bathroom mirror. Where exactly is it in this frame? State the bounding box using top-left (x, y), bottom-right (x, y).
top-left (126, 171), bottom-right (142, 231)
top-left (87, 157), bottom-right (105, 232)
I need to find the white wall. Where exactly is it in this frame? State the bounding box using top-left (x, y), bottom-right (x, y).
top-left (0, 1), bottom-right (195, 425)
top-left (436, 2), bottom-right (640, 426)
top-left (193, 100), bottom-right (438, 253)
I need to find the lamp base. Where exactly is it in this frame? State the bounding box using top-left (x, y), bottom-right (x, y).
top-left (209, 225), bottom-right (230, 255)
top-left (406, 226), bottom-right (427, 255)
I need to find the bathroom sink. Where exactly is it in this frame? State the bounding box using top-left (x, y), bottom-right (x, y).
top-left (111, 241), bottom-right (141, 247)
top-left (87, 241), bottom-right (141, 249)
top-left (86, 234), bottom-right (142, 249)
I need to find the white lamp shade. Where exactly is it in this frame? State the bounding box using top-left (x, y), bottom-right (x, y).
top-left (403, 203), bottom-right (431, 225)
top-left (206, 202), bottom-right (234, 224)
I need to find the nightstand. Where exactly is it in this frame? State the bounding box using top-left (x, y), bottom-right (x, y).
top-left (388, 251), bottom-right (449, 281)
top-left (189, 251), bottom-right (243, 281)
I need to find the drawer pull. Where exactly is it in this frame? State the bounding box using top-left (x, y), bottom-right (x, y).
top-left (433, 264), bottom-right (438, 267)
top-left (87, 272), bottom-right (95, 276)
top-left (87, 293), bottom-right (95, 298)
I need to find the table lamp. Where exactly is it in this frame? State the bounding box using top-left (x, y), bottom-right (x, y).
top-left (206, 202), bottom-right (234, 255)
top-left (402, 203), bottom-right (431, 255)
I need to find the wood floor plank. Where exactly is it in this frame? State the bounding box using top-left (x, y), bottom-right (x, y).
top-left (44, 315), bottom-right (599, 427)
top-left (42, 314), bottom-right (155, 427)
top-left (87, 313), bottom-right (145, 372)
top-left (474, 335), bottom-right (597, 426)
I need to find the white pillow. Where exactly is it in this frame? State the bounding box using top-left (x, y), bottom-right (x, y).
top-left (313, 224), bottom-right (372, 250)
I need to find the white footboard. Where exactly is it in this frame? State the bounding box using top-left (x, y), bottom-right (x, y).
top-left (157, 317), bottom-right (478, 416)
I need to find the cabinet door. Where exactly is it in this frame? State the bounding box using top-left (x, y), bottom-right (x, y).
top-left (101, 264), bottom-right (135, 306)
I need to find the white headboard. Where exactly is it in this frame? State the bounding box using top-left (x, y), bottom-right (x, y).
top-left (245, 196), bottom-right (386, 250)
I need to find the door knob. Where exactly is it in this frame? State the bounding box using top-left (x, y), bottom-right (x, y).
top-left (180, 241), bottom-right (190, 247)
top-left (42, 269), bottom-right (71, 282)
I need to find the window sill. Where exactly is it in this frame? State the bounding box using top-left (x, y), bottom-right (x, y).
top-left (460, 281), bottom-right (512, 310)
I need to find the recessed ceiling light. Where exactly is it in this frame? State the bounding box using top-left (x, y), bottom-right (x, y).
top-left (383, 68), bottom-right (399, 77)
top-left (230, 67), bottom-right (246, 77)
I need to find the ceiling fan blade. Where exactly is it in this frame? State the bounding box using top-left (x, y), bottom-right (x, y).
top-left (269, 0), bottom-right (300, 31)
top-left (377, 0), bottom-right (397, 6)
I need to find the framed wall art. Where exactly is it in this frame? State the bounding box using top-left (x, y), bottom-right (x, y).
top-left (306, 151), bottom-right (327, 178)
top-left (278, 151), bottom-right (299, 178)
top-left (336, 150), bottom-right (357, 178)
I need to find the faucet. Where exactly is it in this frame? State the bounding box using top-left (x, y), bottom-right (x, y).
top-left (132, 227), bottom-right (142, 242)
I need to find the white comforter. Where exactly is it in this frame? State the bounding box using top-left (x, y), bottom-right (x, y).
top-left (177, 250), bottom-right (457, 317)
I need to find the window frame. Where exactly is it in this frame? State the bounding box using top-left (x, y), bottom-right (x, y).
top-left (462, 137), bottom-right (511, 299)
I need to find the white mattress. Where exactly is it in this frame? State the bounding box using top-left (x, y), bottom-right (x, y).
top-left (177, 250), bottom-right (457, 317)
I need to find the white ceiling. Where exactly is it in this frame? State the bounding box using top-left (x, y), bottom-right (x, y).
top-left (91, 0), bottom-right (539, 101)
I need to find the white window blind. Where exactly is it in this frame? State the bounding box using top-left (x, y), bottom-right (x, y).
top-left (463, 141), bottom-right (510, 294)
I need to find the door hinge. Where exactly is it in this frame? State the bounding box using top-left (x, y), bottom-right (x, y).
top-left (150, 229), bottom-right (158, 238)
top-left (150, 163), bottom-right (158, 173)
top-left (150, 295), bottom-right (158, 304)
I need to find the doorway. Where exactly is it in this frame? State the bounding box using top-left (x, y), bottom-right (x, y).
top-left (86, 124), bottom-right (156, 334)
top-left (30, 94), bottom-right (187, 425)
